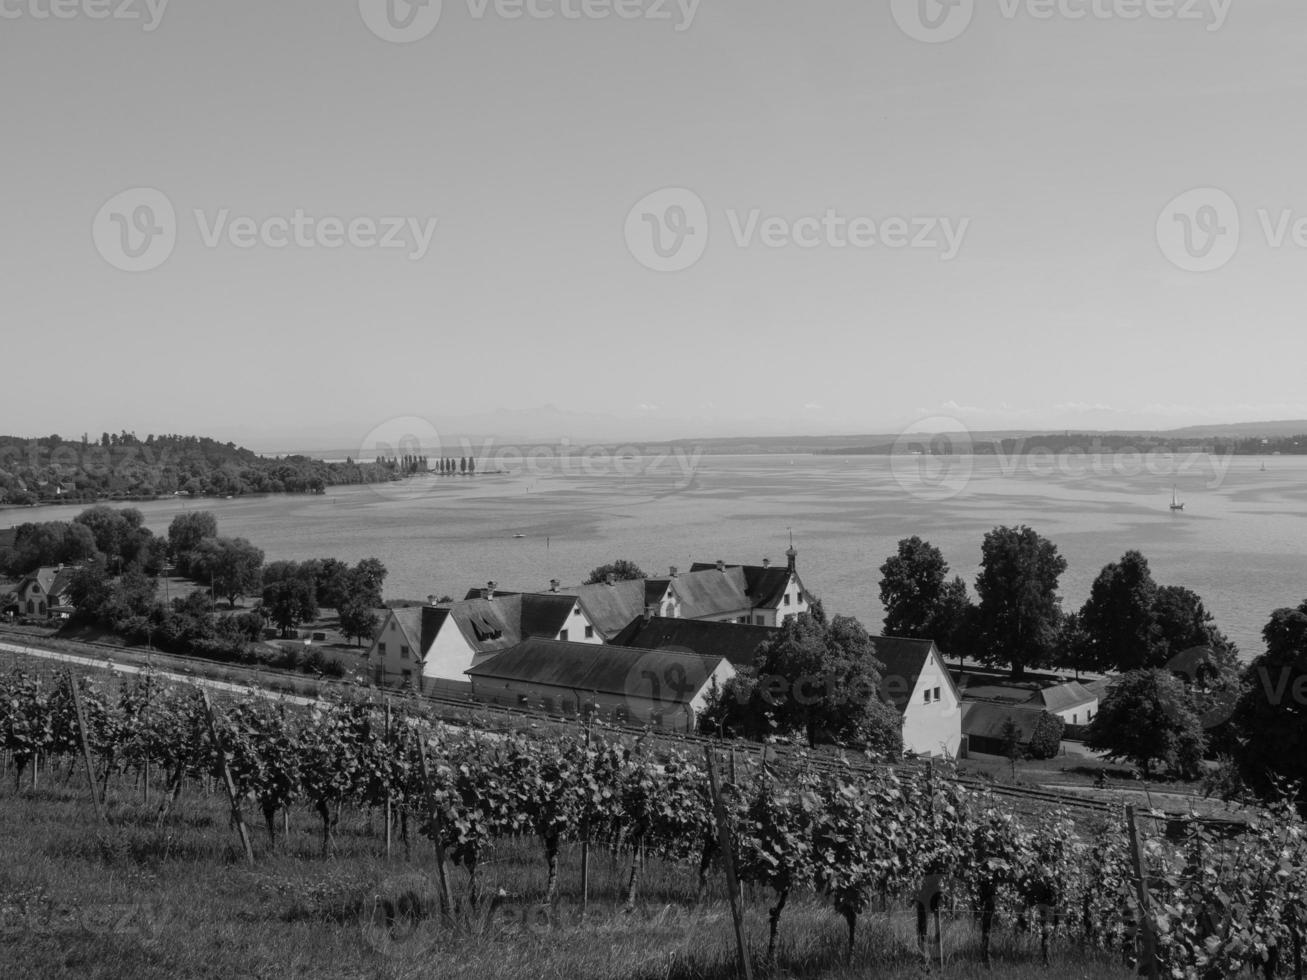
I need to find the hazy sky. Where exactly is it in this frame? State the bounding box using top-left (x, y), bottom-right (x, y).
top-left (4, 0), bottom-right (1307, 448)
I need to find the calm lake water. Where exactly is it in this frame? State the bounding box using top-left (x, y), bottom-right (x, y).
top-left (8, 453), bottom-right (1306, 658)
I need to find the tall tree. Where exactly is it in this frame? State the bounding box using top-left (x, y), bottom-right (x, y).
top-left (261, 561), bottom-right (318, 635)
top-left (973, 525), bottom-right (1067, 680)
top-left (189, 537), bottom-right (264, 609)
top-left (1077, 550), bottom-right (1160, 672)
top-left (1153, 585), bottom-right (1236, 663)
top-left (1230, 601), bottom-right (1307, 805)
top-left (167, 511), bottom-right (218, 575)
top-left (1085, 669), bottom-right (1206, 779)
top-left (878, 536), bottom-right (949, 638)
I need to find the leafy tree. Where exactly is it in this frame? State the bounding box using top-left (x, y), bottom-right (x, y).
top-left (746, 613), bottom-right (903, 755)
top-left (879, 536), bottom-right (951, 637)
top-left (973, 526), bottom-right (1067, 680)
top-left (1230, 601), bottom-right (1307, 805)
top-left (1027, 711), bottom-right (1065, 761)
top-left (311, 558), bottom-right (351, 610)
top-left (67, 560), bottom-right (113, 620)
top-left (189, 536), bottom-right (264, 608)
top-left (338, 599), bottom-right (379, 648)
top-left (1085, 669), bottom-right (1206, 779)
top-left (1, 521), bottom-right (100, 576)
top-left (1077, 551), bottom-right (1160, 672)
top-left (351, 558), bottom-right (387, 607)
top-left (583, 560), bottom-right (647, 585)
top-left (261, 561), bottom-right (318, 636)
top-left (1153, 585), bottom-right (1236, 662)
top-left (73, 506), bottom-right (144, 570)
top-left (167, 511), bottom-right (218, 574)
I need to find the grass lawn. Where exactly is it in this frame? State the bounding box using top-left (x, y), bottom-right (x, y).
top-left (0, 772), bottom-right (1139, 980)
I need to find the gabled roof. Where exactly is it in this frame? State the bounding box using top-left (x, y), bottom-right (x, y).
top-left (561, 579), bottom-right (648, 638)
top-left (20, 566), bottom-right (77, 599)
top-left (609, 616), bottom-right (775, 668)
top-left (669, 566), bottom-right (751, 618)
top-left (466, 637), bottom-right (730, 703)
top-left (519, 593), bottom-right (579, 639)
top-left (1028, 681), bottom-right (1097, 713)
top-left (871, 636), bottom-right (963, 714)
top-left (689, 561), bottom-right (798, 609)
top-left (386, 607), bottom-right (425, 653)
top-left (447, 596), bottom-right (521, 655)
top-left (961, 702), bottom-right (1051, 742)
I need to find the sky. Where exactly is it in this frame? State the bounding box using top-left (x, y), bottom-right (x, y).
top-left (3, 0), bottom-right (1307, 450)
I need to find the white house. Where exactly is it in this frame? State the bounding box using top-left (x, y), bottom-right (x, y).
top-left (1027, 681), bottom-right (1099, 727)
top-left (872, 636), bottom-right (964, 758)
top-left (367, 587), bottom-right (600, 694)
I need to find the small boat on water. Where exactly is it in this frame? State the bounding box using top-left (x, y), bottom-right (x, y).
top-left (512, 533), bottom-right (526, 539)
top-left (1170, 486), bottom-right (1184, 512)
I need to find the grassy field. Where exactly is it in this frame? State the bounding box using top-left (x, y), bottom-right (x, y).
top-left (0, 772), bottom-right (1139, 980)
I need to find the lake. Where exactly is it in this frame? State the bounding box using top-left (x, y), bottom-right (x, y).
top-left (7, 451), bottom-right (1305, 658)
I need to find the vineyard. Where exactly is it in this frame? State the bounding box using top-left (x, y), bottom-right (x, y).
top-left (1, 657), bottom-right (1305, 980)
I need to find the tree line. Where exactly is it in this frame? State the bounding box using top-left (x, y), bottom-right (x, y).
top-left (0, 432), bottom-right (411, 505)
top-left (1, 506), bottom-right (389, 676)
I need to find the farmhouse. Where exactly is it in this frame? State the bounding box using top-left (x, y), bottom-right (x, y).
top-left (872, 636), bottom-right (963, 758)
top-left (367, 586), bottom-right (600, 693)
top-left (1027, 681), bottom-right (1098, 727)
top-left (10, 565), bottom-right (78, 620)
top-left (465, 637), bottom-right (735, 731)
top-left (559, 548), bottom-right (809, 638)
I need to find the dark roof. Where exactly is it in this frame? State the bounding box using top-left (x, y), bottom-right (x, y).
top-left (608, 616), bottom-right (775, 667)
top-left (387, 607), bottom-right (426, 652)
top-left (519, 593), bottom-right (579, 638)
top-left (961, 702), bottom-right (1051, 742)
top-left (466, 638), bottom-right (729, 702)
top-left (871, 636), bottom-right (947, 712)
top-left (19, 566), bottom-right (79, 600)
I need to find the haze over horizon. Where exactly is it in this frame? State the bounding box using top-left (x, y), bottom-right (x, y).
top-left (5, 1), bottom-right (1307, 440)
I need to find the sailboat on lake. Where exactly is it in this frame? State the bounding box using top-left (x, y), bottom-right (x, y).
top-left (1170, 486), bottom-right (1184, 512)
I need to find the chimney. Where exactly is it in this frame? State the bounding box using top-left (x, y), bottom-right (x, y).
top-left (549, 578), bottom-right (560, 593)
top-left (427, 594), bottom-right (436, 606)
top-left (485, 581), bottom-right (497, 600)
top-left (762, 558), bottom-right (770, 569)
top-left (643, 602), bottom-right (657, 623)
top-left (716, 559), bottom-right (725, 573)
top-left (669, 565), bottom-right (678, 578)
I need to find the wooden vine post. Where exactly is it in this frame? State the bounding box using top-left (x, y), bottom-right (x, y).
top-left (66, 671), bottom-right (104, 825)
top-left (1126, 805), bottom-right (1159, 980)
top-left (704, 746), bottom-right (753, 980)
top-left (200, 689), bottom-right (256, 867)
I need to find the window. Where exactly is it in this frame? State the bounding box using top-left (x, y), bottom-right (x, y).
top-left (933, 687), bottom-right (941, 702)
top-left (923, 689), bottom-right (932, 705)
top-left (378, 642), bottom-right (387, 655)
top-left (754, 616), bottom-right (764, 625)
top-left (559, 629), bottom-right (568, 642)
top-left (572, 607), bottom-right (580, 616)
top-left (389, 622), bottom-right (396, 631)
top-left (584, 626), bottom-right (594, 639)
top-left (1072, 713), bottom-right (1078, 725)
top-left (400, 645), bottom-right (410, 660)
top-left (783, 594), bottom-right (791, 606)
